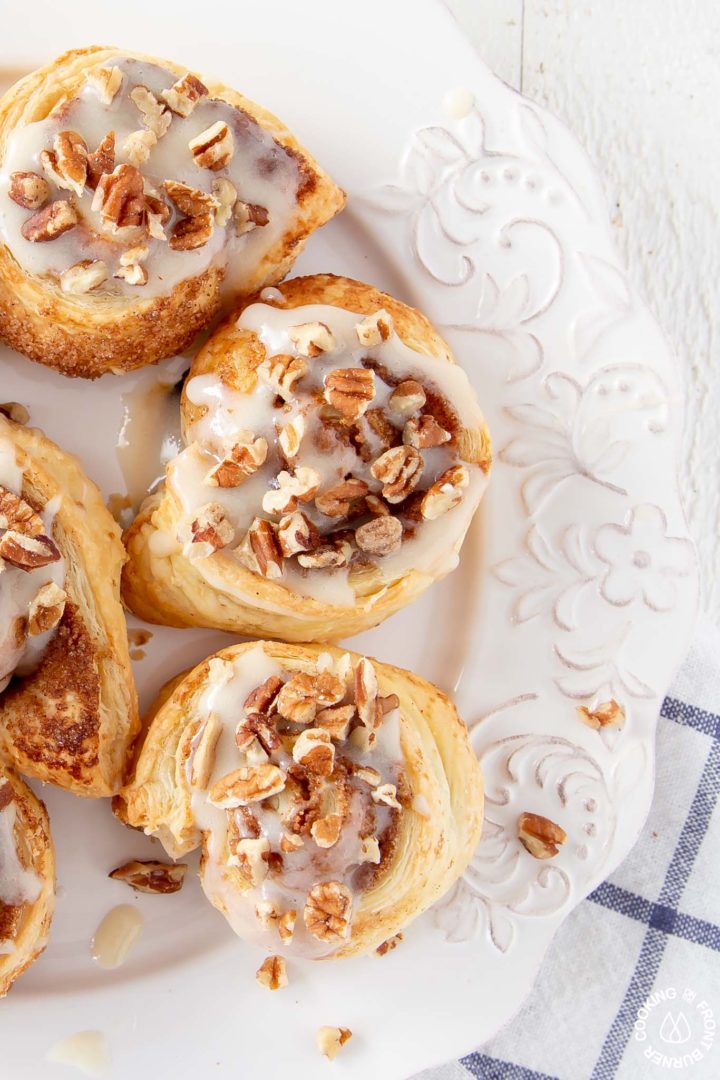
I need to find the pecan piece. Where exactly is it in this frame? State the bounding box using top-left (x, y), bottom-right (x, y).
top-left (297, 535), bottom-right (353, 569)
top-left (315, 478), bottom-right (369, 518)
top-left (403, 415), bottom-right (451, 449)
top-left (164, 179), bottom-right (216, 216)
top-left (114, 263), bottom-right (148, 286)
top-left (40, 131), bottom-right (88, 196)
top-left (316, 1027), bottom-right (352, 1061)
top-left (212, 177), bottom-right (237, 226)
top-left (234, 201), bottom-right (269, 235)
top-left (420, 464), bottom-right (469, 519)
top-left (21, 200), bottom-right (78, 242)
top-left (576, 699), bottom-right (626, 730)
top-left (376, 933), bottom-right (403, 955)
top-left (290, 321), bottom-right (335, 358)
top-left (92, 164), bottom-right (145, 229)
top-left (60, 259), bottom-right (108, 294)
top-left (237, 518), bottom-right (284, 580)
top-left (324, 368), bottom-right (375, 421)
top-left (257, 354), bottom-right (307, 401)
top-left (372, 783), bottom-right (401, 809)
top-left (185, 503), bottom-right (234, 558)
top-left (8, 171), bottom-right (49, 210)
top-left (355, 515), bottom-right (402, 556)
top-left (276, 671), bottom-right (345, 724)
top-left (355, 309), bottom-right (393, 347)
top-left (27, 581), bottom-right (66, 636)
top-left (371, 445), bottom-right (423, 503)
top-left (0, 488), bottom-right (43, 535)
top-left (366, 408), bottom-right (399, 449)
top-left (161, 73), bottom-right (209, 117)
top-left (205, 436), bottom-right (268, 487)
top-left (208, 765), bottom-right (286, 807)
top-left (169, 211), bottom-right (214, 251)
top-left (315, 705), bottom-right (355, 740)
top-left (388, 379), bottom-right (426, 419)
top-left (262, 468), bottom-right (320, 516)
top-left (278, 415), bottom-right (305, 461)
top-left (229, 837), bottom-right (269, 885)
top-left (130, 86), bottom-right (171, 138)
top-left (86, 131), bottom-right (115, 190)
top-left (109, 860), bottom-right (187, 894)
top-left (277, 510), bottom-right (319, 557)
top-left (189, 121), bottom-right (234, 170)
top-left (304, 881), bottom-right (353, 942)
top-left (86, 65), bottom-right (122, 104)
top-left (518, 812), bottom-right (567, 859)
top-left (355, 657), bottom-right (381, 730)
top-left (122, 129), bottom-right (157, 168)
top-left (0, 531), bottom-right (61, 569)
top-left (244, 675), bottom-right (284, 719)
top-left (311, 813), bottom-right (343, 848)
top-left (293, 729), bottom-right (335, 777)
top-left (256, 955), bottom-right (288, 991)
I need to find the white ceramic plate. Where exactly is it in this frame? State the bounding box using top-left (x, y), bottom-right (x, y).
top-left (0, 2), bottom-right (698, 1077)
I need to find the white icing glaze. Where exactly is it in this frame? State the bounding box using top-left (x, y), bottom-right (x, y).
top-left (184, 645), bottom-right (404, 959)
top-left (0, 798), bottom-right (42, 952)
top-left (0, 57), bottom-right (301, 299)
top-left (46, 1031), bottom-right (111, 1078)
top-left (443, 87), bottom-right (474, 120)
top-left (91, 904), bottom-right (144, 969)
top-left (0, 437), bottom-right (66, 691)
top-left (169, 302), bottom-right (489, 606)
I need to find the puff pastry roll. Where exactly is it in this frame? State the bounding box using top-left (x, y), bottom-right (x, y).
top-left (0, 761), bottom-right (54, 995)
top-left (122, 274), bottom-right (492, 641)
top-left (0, 48), bottom-right (344, 377)
top-left (116, 641), bottom-right (483, 958)
top-left (0, 415), bottom-right (138, 796)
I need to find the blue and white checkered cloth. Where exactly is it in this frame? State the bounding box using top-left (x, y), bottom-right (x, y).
top-left (420, 619), bottom-right (720, 1080)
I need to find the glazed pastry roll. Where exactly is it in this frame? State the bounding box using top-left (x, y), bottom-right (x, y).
top-left (0, 47), bottom-right (344, 377)
top-left (0, 414), bottom-right (138, 796)
top-left (116, 642), bottom-right (484, 959)
top-left (122, 274), bottom-right (492, 641)
top-left (0, 761), bottom-right (54, 995)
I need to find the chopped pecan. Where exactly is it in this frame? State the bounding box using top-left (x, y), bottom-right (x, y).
top-left (205, 436), bottom-right (268, 487)
top-left (365, 493), bottom-right (390, 516)
top-left (237, 716), bottom-right (281, 757)
top-left (262, 468), bottom-right (320, 516)
top-left (8, 171), bottom-right (49, 210)
top-left (161, 73), bottom-right (209, 117)
top-left (517, 812), bottom-right (567, 859)
top-left (324, 368), bottom-right (375, 421)
top-left (403, 415), bottom-right (451, 449)
top-left (278, 909), bottom-right (297, 941)
top-left (144, 181), bottom-right (171, 223)
top-left (164, 179), bottom-right (216, 217)
top-left (229, 837), bottom-right (269, 885)
top-left (130, 85), bottom-right (171, 138)
top-left (372, 783), bottom-right (401, 809)
top-left (355, 309), bottom-right (393, 347)
top-left (40, 131), bottom-right (88, 196)
top-left (315, 478), bottom-right (369, 518)
top-left (189, 121), bottom-right (234, 170)
top-left (371, 445), bottom-right (423, 503)
top-left (388, 379), bottom-right (426, 419)
top-left (237, 518), bottom-right (284, 580)
top-left (355, 515), bottom-right (402, 556)
top-left (109, 859), bottom-right (187, 894)
top-left (315, 704), bottom-right (355, 740)
top-left (311, 812), bottom-right (343, 848)
top-left (355, 766), bottom-right (381, 787)
top-left (191, 713), bottom-right (223, 789)
top-left (420, 464), bottom-right (469, 519)
top-left (297, 535), bottom-right (353, 569)
top-left (169, 211), bottom-right (214, 251)
top-left (122, 129), bottom-right (156, 167)
top-left (355, 658), bottom-right (381, 730)
top-left (86, 131), bottom-right (115, 190)
top-left (256, 955), bottom-right (288, 991)
top-left (366, 407), bottom-right (399, 449)
top-left (293, 729), bottom-right (335, 776)
top-left (234, 201), bottom-right (269, 235)
top-left (276, 671), bottom-right (345, 724)
top-left (120, 244), bottom-right (149, 267)
top-left (257, 353), bottom-right (308, 401)
top-left (60, 259), bottom-right (108, 294)
top-left (360, 836), bottom-right (381, 864)
top-left (114, 263), bottom-right (148, 286)
top-left (27, 581), bottom-right (66, 636)
top-left (316, 1027), bottom-right (352, 1061)
top-left (289, 321), bottom-right (335, 358)
top-left (87, 65), bottom-right (122, 104)
top-left (304, 881), bottom-right (353, 942)
top-left (278, 415), bottom-right (305, 460)
top-left (21, 200), bottom-right (78, 242)
top-left (376, 933), bottom-right (403, 956)
top-left (0, 530), bottom-right (61, 570)
top-left (208, 765), bottom-right (286, 807)
top-left (185, 503), bottom-right (234, 558)
top-left (244, 675), bottom-right (284, 717)
top-left (280, 833), bottom-right (303, 854)
top-left (212, 177), bottom-right (237, 226)
top-left (277, 510), bottom-right (319, 557)
top-left (576, 699), bottom-right (626, 730)
top-left (0, 488), bottom-right (43, 535)
top-left (92, 164), bottom-right (145, 229)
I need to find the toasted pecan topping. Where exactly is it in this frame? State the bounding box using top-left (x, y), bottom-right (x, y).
top-left (262, 468), bottom-right (320, 516)
top-left (234, 201), bottom-right (269, 235)
top-left (161, 73), bottom-right (209, 117)
top-left (21, 200), bottom-right (78, 242)
top-left (208, 765), bottom-right (286, 807)
top-left (109, 859), bottom-right (187, 894)
top-left (388, 379), bottom-right (426, 418)
top-left (316, 1027), bottom-right (352, 1061)
top-left (293, 729), bottom-right (335, 777)
top-left (130, 85), bottom-right (172, 138)
top-left (315, 478), bottom-right (369, 518)
top-left (355, 309), bottom-right (393, 347)
top-left (27, 581), bottom-right (66, 636)
top-left (60, 259), bottom-right (108, 294)
top-left (576, 699), bottom-right (626, 730)
top-left (355, 515), bottom-right (402, 556)
top-left (189, 121), bottom-right (234, 170)
top-left (256, 955), bottom-right (288, 991)
top-left (92, 163), bottom-right (145, 229)
top-left (86, 131), bottom-right (116, 190)
top-left (290, 321), bottom-right (335, 358)
top-left (276, 671), bottom-right (345, 724)
top-left (0, 488), bottom-right (45, 536)
top-left (8, 171), bottom-right (49, 210)
top-left (371, 445), bottom-right (423, 503)
top-left (0, 530), bottom-right (61, 570)
top-left (277, 510), bottom-right (320, 557)
top-left (297, 535), bottom-right (353, 569)
top-left (244, 675), bottom-right (284, 717)
top-left (403, 414), bottom-right (451, 449)
top-left (186, 503), bottom-right (234, 557)
top-left (517, 812), bottom-right (567, 859)
top-left (257, 354), bottom-right (308, 401)
top-left (324, 368), bottom-right (375, 421)
top-left (420, 464), bottom-right (469, 519)
top-left (304, 881), bottom-right (352, 942)
top-left (237, 518), bottom-right (284, 579)
top-left (205, 436), bottom-right (267, 487)
top-left (212, 177), bottom-right (237, 226)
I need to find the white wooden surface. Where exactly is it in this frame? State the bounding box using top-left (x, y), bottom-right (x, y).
top-left (448, 0), bottom-right (718, 621)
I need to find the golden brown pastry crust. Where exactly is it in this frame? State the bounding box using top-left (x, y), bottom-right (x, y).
top-left (121, 273), bottom-right (492, 641)
top-left (0, 761), bottom-right (55, 996)
top-left (0, 47), bottom-right (346, 378)
top-left (0, 416), bottom-right (139, 796)
top-left (115, 640), bottom-right (484, 959)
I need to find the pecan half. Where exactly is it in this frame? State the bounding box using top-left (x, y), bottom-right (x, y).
top-left (92, 164), bottom-right (145, 229)
top-left (257, 354), bottom-right (307, 400)
top-left (293, 729), bottom-right (335, 777)
top-left (290, 321), bottom-right (335, 358)
top-left (21, 200), bottom-right (78, 242)
top-left (208, 765), bottom-right (286, 807)
top-left (355, 515), bottom-right (402, 556)
top-left (189, 121), bottom-right (234, 170)
top-left (237, 518), bottom-right (284, 580)
top-left (60, 259), bottom-right (108, 295)
top-left (276, 671), bottom-right (345, 724)
top-left (304, 881), bottom-right (353, 942)
top-left (8, 171), bottom-right (49, 210)
top-left (0, 531), bottom-right (61, 570)
top-left (518, 812), bottom-right (567, 859)
top-left (256, 955), bottom-right (288, 991)
top-left (355, 309), bottom-right (393, 347)
top-left (420, 464), bottom-right (469, 519)
top-left (236, 712), bottom-right (281, 756)
top-left (576, 699), bottom-right (626, 730)
top-left (388, 380), bottom-right (426, 419)
top-left (161, 73), bottom-right (209, 117)
top-left (277, 510), bottom-right (319, 557)
top-left (315, 478), bottom-right (369, 518)
top-left (371, 445), bottom-right (423, 503)
top-left (109, 859), bottom-right (187, 894)
top-left (234, 201), bottom-right (269, 235)
top-left (27, 581), bottom-right (66, 636)
top-left (324, 368), bottom-right (375, 421)
top-left (403, 415), bottom-right (451, 449)
top-left (86, 131), bottom-right (116, 190)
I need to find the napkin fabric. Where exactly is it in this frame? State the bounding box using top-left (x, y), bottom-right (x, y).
top-left (419, 619), bottom-right (720, 1080)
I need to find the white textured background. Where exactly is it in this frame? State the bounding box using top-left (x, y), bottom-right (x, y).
top-left (448, 0), bottom-right (718, 621)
